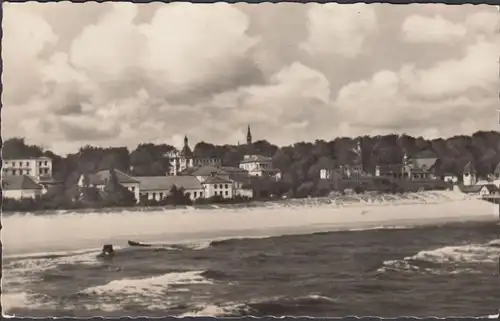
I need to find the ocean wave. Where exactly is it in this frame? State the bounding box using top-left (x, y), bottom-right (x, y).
top-left (377, 239), bottom-right (500, 275)
top-left (72, 270), bottom-right (214, 313)
top-left (180, 294), bottom-right (339, 317)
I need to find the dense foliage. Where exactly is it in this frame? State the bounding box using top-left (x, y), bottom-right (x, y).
top-left (3, 131), bottom-right (499, 211)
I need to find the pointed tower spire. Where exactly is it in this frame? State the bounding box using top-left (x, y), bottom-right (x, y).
top-left (246, 125), bottom-right (252, 145)
top-left (184, 135), bottom-right (188, 146)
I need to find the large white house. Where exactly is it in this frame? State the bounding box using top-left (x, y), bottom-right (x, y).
top-left (3, 156), bottom-right (53, 180)
top-left (2, 175), bottom-right (44, 200)
top-left (239, 154), bottom-right (281, 180)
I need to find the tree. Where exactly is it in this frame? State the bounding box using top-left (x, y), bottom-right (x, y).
top-left (102, 169), bottom-right (136, 207)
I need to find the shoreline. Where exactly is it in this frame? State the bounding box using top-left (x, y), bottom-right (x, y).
top-left (3, 190), bottom-right (498, 256)
top-left (1, 190), bottom-right (483, 216)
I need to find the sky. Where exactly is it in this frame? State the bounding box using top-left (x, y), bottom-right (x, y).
top-left (2, 2), bottom-right (499, 155)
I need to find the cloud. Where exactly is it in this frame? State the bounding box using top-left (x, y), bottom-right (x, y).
top-left (2, 4), bottom-right (498, 155)
top-left (401, 15), bottom-right (467, 44)
top-left (334, 36), bottom-right (499, 138)
top-left (301, 4), bottom-right (377, 58)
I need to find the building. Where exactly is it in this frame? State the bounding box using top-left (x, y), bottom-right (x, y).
top-left (3, 156), bottom-right (53, 181)
top-left (201, 175), bottom-right (234, 199)
top-left (134, 176), bottom-right (205, 201)
top-left (191, 166), bottom-right (231, 182)
top-left (462, 161), bottom-right (477, 186)
top-left (317, 157), bottom-right (336, 180)
top-left (459, 184), bottom-right (499, 196)
top-left (239, 154), bottom-right (281, 179)
top-left (2, 175), bottom-right (44, 199)
top-left (166, 135), bottom-right (221, 176)
top-left (443, 173), bottom-right (459, 183)
top-left (375, 150), bottom-right (437, 181)
top-left (83, 169), bottom-right (141, 202)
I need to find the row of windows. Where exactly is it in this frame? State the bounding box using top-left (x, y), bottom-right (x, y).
top-left (4, 161), bottom-right (49, 167)
top-left (213, 184), bottom-right (230, 189)
top-left (140, 191), bottom-right (205, 199)
top-left (3, 168), bottom-right (50, 175)
top-left (214, 191), bottom-right (229, 197)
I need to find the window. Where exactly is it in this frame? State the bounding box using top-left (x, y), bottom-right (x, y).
top-left (152, 192), bottom-right (156, 199)
top-left (44, 161), bottom-right (48, 166)
top-left (194, 191), bottom-right (197, 197)
top-left (159, 192), bottom-right (163, 199)
top-left (26, 161), bottom-right (29, 166)
top-left (131, 187), bottom-right (135, 192)
top-left (214, 191), bottom-right (218, 196)
top-left (224, 184), bottom-right (228, 189)
top-left (225, 191), bottom-right (229, 196)
top-left (13, 162), bottom-right (16, 167)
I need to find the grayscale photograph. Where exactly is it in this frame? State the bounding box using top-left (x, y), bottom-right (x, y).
top-left (2, 2), bottom-right (500, 318)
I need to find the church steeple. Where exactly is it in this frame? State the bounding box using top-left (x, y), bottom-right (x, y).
top-left (246, 125), bottom-right (252, 145)
top-left (184, 135), bottom-right (188, 146)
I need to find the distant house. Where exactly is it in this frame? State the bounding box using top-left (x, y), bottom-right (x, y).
top-left (3, 156), bottom-right (53, 181)
top-left (191, 166), bottom-right (231, 182)
top-left (239, 154), bottom-right (281, 180)
top-left (83, 169), bottom-right (140, 201)
top-left (443, 173), bottom-right (458, 183)
top-left (2, 175), bottom-right (44, 200)
top-left (459, 184), bottom-right (499, 196)
top-left (317, 158), bottom-right (336, 180)
top-left (134, 176), bottom-right (205, 201)
top-left (202, 175), bottom-right (234, 199)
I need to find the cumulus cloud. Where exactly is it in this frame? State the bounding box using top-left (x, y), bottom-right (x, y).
top-left (401, 15), bottom-right (467, 44)
top-left (1, 3), bottom-right (498, 154)
top-left (301, 4), bottom-right (377, 58)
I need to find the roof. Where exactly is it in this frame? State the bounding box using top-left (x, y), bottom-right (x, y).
top-left (3, 156), bottom-right (51, 161)
top-left (202, 176), bottom-right (233, 185)
top-left (135, 176), bottom-right (203, 191)
top-left (412, 150), bottom-right (437, 159)
top-left (192, 166), bottom-right (228, 176)
top-left (240, 154), bottom-right (272, 164)
top-left (89, 169), bottom-right (139, 185)
top-left (377, 164), bottom-right (403, 172)
top-left (481, 184), bottom-right (499, 193)
top-left (2, 175), bottom-right (43, 190)
top-left (459, 185), bottom-right (483, 193)
top-left (463, 161), bottom-right (476, 174)
top-left (220, 166), bottom-right (247, 173)
top-left (179, 144), bottom-right (193, 157)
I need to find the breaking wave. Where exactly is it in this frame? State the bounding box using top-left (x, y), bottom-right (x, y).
top-left (378, 238), bottom-right (500, 275)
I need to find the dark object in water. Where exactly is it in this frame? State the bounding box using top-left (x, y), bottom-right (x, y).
top-left (97, 244), bottom-right (115, 259)
top-left (128, 240), bottom-right (152, 247)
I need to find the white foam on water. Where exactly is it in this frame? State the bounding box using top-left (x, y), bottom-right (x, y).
top-left (378, 239), bottom-right (500, 275)
top-left (74, 270), bottom-right (213, 312)
top-left (3, 191), bottom-right (498, 256)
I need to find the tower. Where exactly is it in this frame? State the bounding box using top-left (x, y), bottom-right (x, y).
top-left (246, 125), bottom-right (252, 145)
top-left (184, 135), bottom-right (189, 147)
top-left (463, 161), bottom-right (477, 186)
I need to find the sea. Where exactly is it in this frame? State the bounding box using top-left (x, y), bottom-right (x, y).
top-left (2, 191), bottom-right (500, 317)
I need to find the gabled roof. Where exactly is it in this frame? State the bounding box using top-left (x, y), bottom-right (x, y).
top-left (240, 154), bottom-right (272, 164)
top-left (202, 176), bottom-right (233, 185)
top-left (481, 184), bottom-right (499, 193)
top-left (135, 176), bottom-right (203, 191)
top-left (2, 175), bottom-right (43, 190)
top-left (179, 144), bottom-right (193, 157)
top-left (89, 169), bottom-right (139, 185)
top-left (192, 166), bottom-right (228, 177)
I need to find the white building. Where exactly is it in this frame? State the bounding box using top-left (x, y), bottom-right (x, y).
top-left (3, 156), bottom-right (53, 180)
top-left (134, 176), bottom-right (205, 201)
top-left (201, 175), bottom-right (234, 199)
top-left (2, 175), bottom-right (44, 200)
top-left (239, 154), bottom-right (280, 180)
top-left (459, 184), bottom-right (499, 197)
top-left (443, 173), bottom-right (458, 183)
top-left (83, 169), bottom-right (141, 202)
top-left (462, 161), bottom-right (477, 186)
top-left (165, 135), bottom-right (221, 176)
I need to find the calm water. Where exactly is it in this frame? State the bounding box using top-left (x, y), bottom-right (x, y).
top-left (3, 220), bottom-right (500, 317)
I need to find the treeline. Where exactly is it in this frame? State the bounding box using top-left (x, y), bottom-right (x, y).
top-left (3, 131), bottom-right (500, 202)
